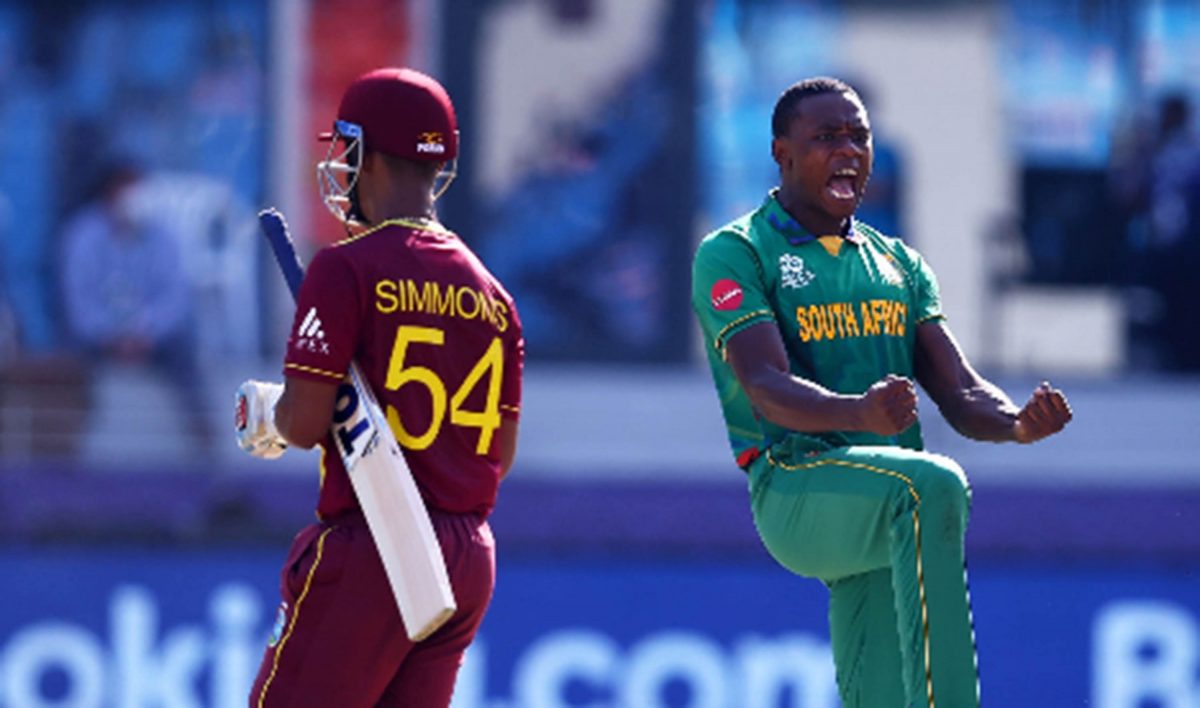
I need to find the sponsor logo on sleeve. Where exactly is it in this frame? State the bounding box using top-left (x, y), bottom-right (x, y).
top-left (711, 279), bottom-right (744, 311)
top-left (294, 306), bottom-right (331, 355)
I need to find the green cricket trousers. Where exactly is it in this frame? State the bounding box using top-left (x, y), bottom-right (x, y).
top-left (748, 443), bottom-right (979, 708)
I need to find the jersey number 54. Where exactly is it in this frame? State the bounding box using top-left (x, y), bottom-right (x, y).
top-left (384, 324), bottom-right (504, 455)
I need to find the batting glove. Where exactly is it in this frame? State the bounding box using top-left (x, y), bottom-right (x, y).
top-left (235, 380), bottom-right (288, 459)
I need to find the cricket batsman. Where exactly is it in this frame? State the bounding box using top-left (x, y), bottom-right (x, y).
top-left (691, 77), bottom-right (1072, 707)
top-left (235, 67), bottom-right (524, 707)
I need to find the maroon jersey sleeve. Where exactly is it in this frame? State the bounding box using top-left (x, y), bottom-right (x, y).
top-left (283, 248), bottom-right (360, 384)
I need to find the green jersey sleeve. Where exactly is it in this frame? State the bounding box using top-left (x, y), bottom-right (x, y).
top-left (691, 227), bottom-right (776, 359)
top-left (895, 242), bottom-right (944, 325)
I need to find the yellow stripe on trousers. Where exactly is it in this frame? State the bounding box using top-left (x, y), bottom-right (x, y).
top-left (767, 453), bottom-right (936, 708)
top-left (912, 509), bottom-right (934, 708)
top-left (256, 526), bottom-right (335, 708)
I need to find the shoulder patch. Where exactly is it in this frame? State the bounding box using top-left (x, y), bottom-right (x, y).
top-left (711, 279), bottom-right (744, 311)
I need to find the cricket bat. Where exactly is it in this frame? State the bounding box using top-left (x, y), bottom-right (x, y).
top-left (258, 207), bottom-right (456, 642)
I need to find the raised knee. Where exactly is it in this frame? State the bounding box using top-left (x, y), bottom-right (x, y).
top-left (915, 456), bottom-right (971, 512)
top-left (908, 458), bottom-right (972, 546)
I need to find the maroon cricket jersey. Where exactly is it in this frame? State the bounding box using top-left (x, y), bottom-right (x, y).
top-left (283, 218), bottom-right (523, 519)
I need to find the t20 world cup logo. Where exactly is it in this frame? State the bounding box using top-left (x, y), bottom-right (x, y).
top-left (779, 254), bottom-right (815, 289)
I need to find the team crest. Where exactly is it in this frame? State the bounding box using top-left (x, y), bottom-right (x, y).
top-left (779, 254), bottom-right (816, 289)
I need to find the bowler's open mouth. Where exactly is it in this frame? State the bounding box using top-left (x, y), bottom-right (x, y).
top-left (827, 167), bottom-right (859, 200)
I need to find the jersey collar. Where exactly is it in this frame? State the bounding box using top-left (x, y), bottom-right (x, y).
top-left (761, 189), bottom-right (866, 247)
top-left (331, 217), bottom-right (453, 248)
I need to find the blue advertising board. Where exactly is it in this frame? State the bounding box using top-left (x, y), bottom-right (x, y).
top-left (3, 548), bottom-right (1199, 707)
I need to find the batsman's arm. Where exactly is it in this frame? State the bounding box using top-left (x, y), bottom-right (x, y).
top-left (275, 377), bottom-right (340, 449)
top-left (259, 208), bottom-right (363, 450)
top-left (914, 320), bottom-right (1072, 443)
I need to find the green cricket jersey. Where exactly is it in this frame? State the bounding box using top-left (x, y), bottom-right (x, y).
top-left (692, 190), bottom-right (945, 467)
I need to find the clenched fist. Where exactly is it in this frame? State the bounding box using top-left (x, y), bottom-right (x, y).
top-left (858, 374), bottom-right (919, 436)
top-left (1013, 381), bottom-right (1072, 444)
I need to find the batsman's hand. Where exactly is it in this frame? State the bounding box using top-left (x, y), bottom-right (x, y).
top-left (235, 380), bottom-right (288, 459)
top-left (1013, 381), bottom-right (1072, 444)
top-left (858, 374), bottom-right (919, 436)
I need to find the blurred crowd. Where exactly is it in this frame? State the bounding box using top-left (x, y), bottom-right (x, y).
top-left (1, 0), bottom-right (1199, 464)
top-left (1109, 92), bottom-right (1200, 371)
top-left (0, 2), bottom-right (266, 460)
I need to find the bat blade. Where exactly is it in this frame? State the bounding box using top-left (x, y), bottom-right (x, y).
top-left (258, 208), bottom-right (456, 641)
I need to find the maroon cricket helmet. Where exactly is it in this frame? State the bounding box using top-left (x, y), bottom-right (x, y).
top-left (325, 67), bottom-right (459, 161)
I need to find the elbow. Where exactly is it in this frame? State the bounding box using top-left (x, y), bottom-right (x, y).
top-left (741, 378), bottom-right (789, 428)
top-left (752, 400), bottom-right (789, 429)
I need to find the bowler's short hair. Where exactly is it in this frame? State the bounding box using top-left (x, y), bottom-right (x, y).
top-left (771, 77), bottom-right (862, 138)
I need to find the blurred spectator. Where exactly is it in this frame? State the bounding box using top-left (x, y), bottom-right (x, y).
top-left (1110, 92), bottom-right (1200, 371)
top-left (58, 163), bottom-right (214, 452)
top-left (0, 187), bottom-right (91, 460)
